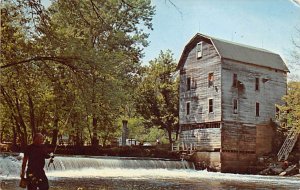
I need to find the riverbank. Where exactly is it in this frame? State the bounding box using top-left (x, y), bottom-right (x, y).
top-left (255, 152), bottom-right (300, 177)
top-left (187, 151), bottom-right (300, 177)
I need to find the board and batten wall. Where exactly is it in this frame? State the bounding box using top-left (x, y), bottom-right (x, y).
top-left (179, 40), bottom-right (222, 125)
top-left (221, 59), bottom-right (287, 124)
top-left (220, 58), bottom-right (286, 172)
top-left (181, 128), bottom-right (221, 151)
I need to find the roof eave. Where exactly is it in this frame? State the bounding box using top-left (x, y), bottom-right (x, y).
top-left (222, 57), bottom-right (289, 73)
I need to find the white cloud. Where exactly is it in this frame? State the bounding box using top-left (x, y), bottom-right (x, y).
top-left (290, 0), bottom-right (300, 7)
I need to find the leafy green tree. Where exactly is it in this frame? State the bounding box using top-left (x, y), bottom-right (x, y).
top-left (1, 0), bottom-right (154, 147)
top-left (140, 126), bottom-right (169, 144)
top-left (0, 0), bottom-right (41, 147)
top-left (43, 0), bottom-right (154, 146)
top-left (277, 81), bottom-right (300, 132)
top-left (135, 50), bottom-right (179, 144)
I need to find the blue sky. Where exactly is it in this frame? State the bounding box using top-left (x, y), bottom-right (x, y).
top-left (145, 0), bottom-right (300, 76)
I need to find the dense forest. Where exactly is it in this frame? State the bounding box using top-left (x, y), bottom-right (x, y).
top-left (0, 0), bottom-right (179, 149)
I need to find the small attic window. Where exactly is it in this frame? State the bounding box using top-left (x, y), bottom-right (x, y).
top-left (196, 42), bottom-right (203, 59)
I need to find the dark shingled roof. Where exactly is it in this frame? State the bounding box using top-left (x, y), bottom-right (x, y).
top-left (177, 33), bottom-right (289, 72)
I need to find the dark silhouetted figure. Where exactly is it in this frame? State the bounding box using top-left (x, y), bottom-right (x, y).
top-left (20, 133), bottom-right (51, 190)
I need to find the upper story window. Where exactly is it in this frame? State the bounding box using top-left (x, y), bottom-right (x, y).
top-left (255, 78), bottom-right (259, 91)
top-left (208, 73), bottom-right (214, 87)
top-left (256, 102), bottom-right (260, 117)
top-left (196, 42), bottom-right (203, 59)
top-left (186, 102), bottom-right (190, 115)
top-left (187, 77), bottom-right (191, 91)
top-left (233, 73), bottom-right (238, 87)
top-left (233, 99), bottom-right (238, 114)
top-left (208, 99), bottom-right (213, 113)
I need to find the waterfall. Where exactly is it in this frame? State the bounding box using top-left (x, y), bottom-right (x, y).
top-left (0, 153), bottom-right (23, 177)
top-left (0, 153), bottom-right (194, 177)
top-left (46, 156), bottom-right (194, 171)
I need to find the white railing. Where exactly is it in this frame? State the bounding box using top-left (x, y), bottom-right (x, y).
top-left (171, 133), bottom-right (202, 153)
top-left (277, 127), bottom-right (300, 161)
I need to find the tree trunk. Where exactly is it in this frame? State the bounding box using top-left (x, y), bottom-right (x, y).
top-left (175, 123), bottom-right (180, 141)
top-left (27, 92), bottom-right (36, 137)
top-left (12, 124), bottom-right (17, 146)
top-left (102, 131), bottom-right (109, 147)
top-left (52, 116), bottom-right (59, 146)
top-left (0, 128), bottom-right (2, 143)
top-left (74, 121), bottom-right (81, 146)
top-left (92, 117), bottom-right (98, 146)
top-left (14, 90), bottom-right (28, 146)
top-left (1, 85), bottom-right (26, 146)
top-left (14, 116), bottom-right (26, 148)
top-left (86, 114), bottom-right (92, 145)
top-left (12, 121), bottom-right (18, 151)
top-left (167, 127), bottom-right (173, 144)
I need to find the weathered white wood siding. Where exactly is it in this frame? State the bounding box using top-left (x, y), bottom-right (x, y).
top-left (181, 128), bottom-right (221, 150)
top-left (179, 40), bottom-right (222, 125)
top-left (221, 59), bottom-right (287, 124)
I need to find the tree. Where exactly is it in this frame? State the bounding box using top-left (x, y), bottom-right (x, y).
top-left (135, 50), bottom-right (179, 143)
top-left (1, 0), bottom-right (154, 147)
top-left (277, 81), bottom-right (300, 132)
top-left (45, 0), bottom-right (154, 146)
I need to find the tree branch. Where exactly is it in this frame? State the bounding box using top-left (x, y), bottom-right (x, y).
top-left (0, 56), bottom-right (79, 70)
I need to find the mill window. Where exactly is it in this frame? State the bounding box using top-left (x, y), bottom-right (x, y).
top-left (196, 42), bottom-right (203, 59)
top-left (255, 78), bottom-right (259, 91)
top-left (186, 102), bottom-right (190, 115)
top-left (208, 73), bottom-right (214, 87)
top-left (233, 99), bottom-right (238, 114)
top-left (208, 99), bottom-right (213, 113)
top-left (187, 77), bottom-right (191, 91)
top-left (256, 102), bottom-right (260, 117)
top-left (233, 73), bottom-right (238, 87)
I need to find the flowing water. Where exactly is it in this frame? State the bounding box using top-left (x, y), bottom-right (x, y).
top-left (0, 153), bottom-right (299, 190)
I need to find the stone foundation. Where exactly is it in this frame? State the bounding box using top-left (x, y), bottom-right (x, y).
top-left (191, 152), bottom-right (221, 171)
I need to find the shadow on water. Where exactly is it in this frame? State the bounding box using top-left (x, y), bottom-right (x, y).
top-left (1, 153), bottom-right (300, 190)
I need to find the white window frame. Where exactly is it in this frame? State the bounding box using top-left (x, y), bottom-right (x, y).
top-left (196, 42), bottom-right (203, 59)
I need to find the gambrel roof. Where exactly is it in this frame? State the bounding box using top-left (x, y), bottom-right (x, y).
top-left (177, 33), bottom-right (289, 72)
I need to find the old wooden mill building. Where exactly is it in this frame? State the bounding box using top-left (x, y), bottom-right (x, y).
top-left (175, 33), bottom-right (292, 173)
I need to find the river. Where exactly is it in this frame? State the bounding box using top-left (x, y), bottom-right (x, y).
top-left (0, 154), bottom-right (299, 189)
